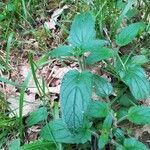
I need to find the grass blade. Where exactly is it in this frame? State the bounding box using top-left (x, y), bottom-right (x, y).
top-left (6, 32), bottom-right (14, 67)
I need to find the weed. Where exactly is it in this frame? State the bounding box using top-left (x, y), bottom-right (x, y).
top-left (0, 1), bottom-right (150, 149)
top-left (21, 12), bottom-right (149, 149)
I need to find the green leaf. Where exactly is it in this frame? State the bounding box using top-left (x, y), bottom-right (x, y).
top-left (128, 106), bottom-right (150, 125)
top-left (113, 128), bottom-right (125, 143)
top-left (6, 3), bottom-right (16, 12)
top-left (115, 0), bottom-right (136, 32)
top-left (50, 45), bottom-right (74, 57)
top-left (98, 114), bottom-right (112, 149)
top-left (141, 48), bottom-right (150, 56)
top-left (118, 93), bottom-right (137, 107)
top-left (118, 66), bottom-right (150, 99)
top-left (117, 138), bottom-right (148, 150)
top-left (129, 55), bottom-right (149, 66)
top-left (116, 55), bottom-right (149, 71)
top-left (8, 139), bottom-right (20, 150)
top-left (60, 70), bottom-right (93, 131)
top-left (27, 107), bottom-right (48, 126)
top-left (21, 141), bottom-right (56, 150)
top-left (116, 0), bottom-right (126, 9)
top-left (40, 119), bottom-right (91, 144)
top-left (93, 75), bottom-right (113, 97)
top-left (0, 13), bottom-right (6, 21)
top-left (81, 39), bottom-right (108, 52)
top-left (87, 101), bottom-right (109, 118)
top-left (68, 12), bottom-right (96, 47)
top-left (40, 119), bottom-right (74, 143)
top-left (51, 13), bottom-right (108, 57)
top-left (98, 132), bottom-right (109, 149)
top-left (116, 22), bottom-right (145, 46)
top-left (102, 114), bottom-right (113, 131)
top-left (117, 107), bottom-right (128, 119)
top-left (6, 32), bottom-right (14, 66)
top-left (116, 56), bottom-right (150, 99)
top-left (86, 47), bottom-right (116, 65)
top-left (125, 8), bottom-right (138, 19)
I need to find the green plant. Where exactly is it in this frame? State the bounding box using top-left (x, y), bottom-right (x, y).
top-left (23, 12), bottom-right (150, 149)
top-left (0, 5), bottom-right (150, 150)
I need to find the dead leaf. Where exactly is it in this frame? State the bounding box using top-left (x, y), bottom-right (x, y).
top-left (8, 92), bottom-right (41, 117)
top-left (145, 98), bottom-right (150, 106)
top-left (143, 125), bottom-right (150, 134)
top-left (26, 126), bottom-right (40, 141)
top-left (52, 66), bottom-right (70, 79)
top-left (44, 5), bottom-right (68, 30)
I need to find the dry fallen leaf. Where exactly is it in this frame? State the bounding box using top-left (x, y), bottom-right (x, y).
top-left (26, 126), bottom-right (40, 142)
top-left (5, 63), bottom-right (42, 117)
top-left (44, 5), bottom-right (68, 30)
top-left (145, 97), bottom-right (150, 106)
top-left (52, 66), bottom-right (70, 79)
top-left (5, 55), bottom-right (75, 117)
top-left (143, 125), bottom-right (150, 134)
top-left (7, 92), bottom-right (41, 117)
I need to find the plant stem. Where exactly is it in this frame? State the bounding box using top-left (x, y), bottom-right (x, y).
top-left (124, 44), bottom-right (140, 66)
top-left (109, 87), bottom-right (127, 106)
top-left (29, 54), bottom-right (42, 96)
top-left (6, 33), bottom-right (14, 67)
top-left (117, 53), bottom-right (125, 70)
top-left (117, 115), bottom-right (128, 124)
top-left (111, 139), bottom-right (121, 147)
top-left (91, 131), bottom-right (99, 138)
top-left (21, 0), bottom-right (27, 19)
top-left (19, 71), bottom-right (31, 140)
top-left (78, 56), bottom-right (84, 72)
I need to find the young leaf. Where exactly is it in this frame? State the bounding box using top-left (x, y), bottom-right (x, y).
top-left (50, 45), bottom-right (74, 57)
top-left (50, 13), bottom-right (108, 56)
top-left (27, 107), bottom-right (48, 126)
top-left (98, 114), bottom-right (113, 149)
top-left (102, 114), bottom-right (113, 131)
top-left (40, 119), bottom-right (74, 143)
top-left (116, 22), bottom-right (145, 46)
top-left (68, 12), bottom-right (96, 47)
top-left (98, 132), bottom-right (109, 149)
top-left (128, 106), bottom-right (150, 125)
top-left (115, 0), bottom-right (136, 31)
top-left (60, 70), bottom-right (93, 131)
top-left (115, 55), bottom-right (149, 72)
top-left (117, 138), bottom-right (148, 150)
top-left (40, 119), bottom-right (91, 144)
top-left (86, 47), bottom-right (116, 65)
top-left (93, 74), bottom-right (113, 97)
top-left (87, 101), bottom-right (109, 118)
top-left (118, 66), bottom-right (150, 99)
top-left (8, 139), bottom-right (20, 150)
top-left (21, 141), bottom-right (56, 150)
